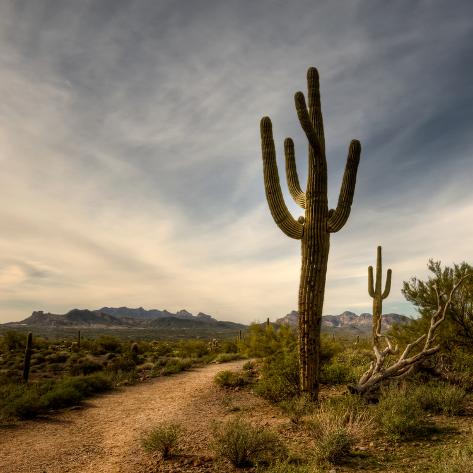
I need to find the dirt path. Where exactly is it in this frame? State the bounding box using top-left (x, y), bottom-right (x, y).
top-left (0, 360), bottom-right (245, 473)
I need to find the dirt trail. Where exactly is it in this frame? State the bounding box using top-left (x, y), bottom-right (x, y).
top-left (0, 360), bottom-right (245, 473)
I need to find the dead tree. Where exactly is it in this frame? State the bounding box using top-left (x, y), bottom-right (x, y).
top-left (349, 267), bottom-right (471, 396)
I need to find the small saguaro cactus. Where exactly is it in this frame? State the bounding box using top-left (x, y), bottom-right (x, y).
top-left (77, 330), bottom-right (81, 350)
top-left (260, 67), bottom-right (361, 399)
top-left (368, 246), bottom-right (392, 351)
top-left (23, 332), bottom-right (33, 383)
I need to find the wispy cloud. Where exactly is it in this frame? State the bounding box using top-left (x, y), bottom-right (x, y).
top-left (0, 0), bottom-right (472, 322)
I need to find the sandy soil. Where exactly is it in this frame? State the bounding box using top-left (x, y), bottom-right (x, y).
top-left (0, 360), bottom-right (246, 473)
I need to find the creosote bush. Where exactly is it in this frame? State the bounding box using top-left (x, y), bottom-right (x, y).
top-left (411, 382), bottom-right (467, 416)
top-left (212, 417), bottom-right (287, 467)
top-left (142, 422), bottom-right (182, 459)
top-left (307, 402), bottom-right (371, 464)
top-left (374, 385), bottom-right (427, 441)
top-left (214, 370), bottom-right (251, 388)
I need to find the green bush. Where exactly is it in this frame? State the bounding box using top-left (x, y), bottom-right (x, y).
top-left (306, 402), bottom-right (370, 464)
top-left (69, 358), bottom-right (103, 376)
top-left (279, 394), bottom-right (315, 425)
top-left (214, 352), bottom-right (243, 363)
top-left (254, 351), bottom-right (299, 402)
top-left (142, 422), bottom-right (182, 459)
top-left (0, 373), bottom-right (112, 421)
top-left (214, 370), bottom-right (250, 388)
top-left (151, 358), bottom-right (194, 377)
top-left (212, 417), bottom-right (287, 467)
top-left (320, 362), bottom-right (355, 385)
top-left (412, 382), bottom-right (467, 416)
top-left (1, 331), bottom-right (26, 351)
top-left (375, 386), bottom-right (426, 440)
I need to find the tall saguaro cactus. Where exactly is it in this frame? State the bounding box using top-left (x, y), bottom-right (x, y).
top-left (368, 246), bottom-right (392, 350)
top-left (260, 67), bottom-right (361, 398)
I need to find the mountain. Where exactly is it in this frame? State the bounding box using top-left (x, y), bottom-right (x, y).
top-left (6, 307), bottom-right (245, 331)
top-left (276, 310), bottom-right (410, 332)
top-left (17, 309), bottom-right (125, 327)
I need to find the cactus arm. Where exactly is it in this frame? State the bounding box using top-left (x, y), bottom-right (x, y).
top-left (368, 266), bottom-right (375, 298)
top-left (294, 92), bottom-right (324, 159)
top-left (382, 269), bottom-right (392, 299)
top-left (307, 67), bottom-right (325, 152)
top-left (260, 117), bottom-right (304, 240)
top-left (327, 140), bottom-right (361, 233)
top-left (284, 138), bottom-right (306, 209)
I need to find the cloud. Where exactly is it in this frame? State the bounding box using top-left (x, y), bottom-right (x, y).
top-left (0, 0), bottom-right (472, 323)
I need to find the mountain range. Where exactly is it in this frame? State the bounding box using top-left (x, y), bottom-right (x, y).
top-left (276, 310), bottom-right (411, 332)
top-left (4, 307), bottom-right (411, 336)
top-left (7, 307), bottom-right (245, 331)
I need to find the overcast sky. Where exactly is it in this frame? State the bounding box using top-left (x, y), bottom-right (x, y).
top-left (0, 0), bottom-right (472, 323)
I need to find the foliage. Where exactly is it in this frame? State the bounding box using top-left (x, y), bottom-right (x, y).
top-left (142, 422), bottom-right (182, 459)
top-left (411, 382), bottom-right (467, 416)
top-left (214, 352), bottom-right (243, 363)
top-left (212, 417), bottom-right (287, 467)
top-left (307, 401), bottom-right (372, 464)
top-left (0, 373), bottom-right (112, 421)
top-left (401, 260), bottom-right (473, 348)
top-left (279, 393), bottom-right (316, 425)
top-left (254, 350), bottom-right (299, 402)
top-left (374, 385), bottom-right (427, 440)
top-left (214, 370), bottom-right (251, 388)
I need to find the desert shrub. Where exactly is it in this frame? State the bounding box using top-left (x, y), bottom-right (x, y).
top-left (320, 362), bottom-right (355, 385)
top-left (69, 358), bottom-right (103, 376)
top-left (279, 394), bottom-right (315, 425)
top-left (214, 370), bottom-right (250, 388)
top-left (241, 323), bottom-right (296, 358)
top-left (0, 383), bottom-right (43, 420)
top-left (151, 358), bottom-right (194, 377)
top-left (1, 330), bottom-right (26, 351)
top-left (175, 339), bottom-right (209, 358)
top-left (92, 336), bottom-right (123, 355)
top-left (254, 351), bottom-right (299, 402)
top-left (214, 352), bottom-right (243, 363)
top-left (212, 417), bottom-right (287, 467)
top-left (106, 355), bottom-right (136, 373)
top-left (142, 422), bottom-right (182, 459)
top-left (411, 382), bottom-right (467, 416)
top-left (307, 402), bottom-right (371, 464)
top-left (0, 373), bottom-right (112, 421)
top-left (374, 385), bottom-right (427, 440)
top-left (431, 440), bottom-right (473, 473)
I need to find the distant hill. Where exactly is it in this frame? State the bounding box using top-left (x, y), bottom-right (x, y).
top-left (5, 307), bottom-right (246, 332)
top-left (276, 310), bottom-right (411, 334)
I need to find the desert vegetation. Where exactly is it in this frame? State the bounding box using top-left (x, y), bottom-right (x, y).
top-left (0, 331), bottom-right (242, 421)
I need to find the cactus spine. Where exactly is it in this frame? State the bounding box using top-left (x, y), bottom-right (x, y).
top-left (23, 332), bottom-right (33, 383)
top-left (368, 246), bottom-right (392, 351)
top-left (260, 67), bottom-right (361, 399)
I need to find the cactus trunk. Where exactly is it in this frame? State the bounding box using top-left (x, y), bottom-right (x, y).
top-left (23, 332), bottom-right (33, 383)
top-left (260, 67), bottom-right (361, 399)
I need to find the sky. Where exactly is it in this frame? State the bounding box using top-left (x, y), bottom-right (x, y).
top-left (0, 0), bottom-right (472, 324)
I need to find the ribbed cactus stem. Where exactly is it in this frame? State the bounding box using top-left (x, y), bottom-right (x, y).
top-left (23, 332), bottom-right (33, 383)
top-left (368, 246), bottom-right (392, 349)
top-left (260, 67), bottom-right (361, 399)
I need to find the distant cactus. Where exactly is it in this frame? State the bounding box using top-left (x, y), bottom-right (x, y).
top-left (368, 246), bottom-right (392, 350)
top-left (260, 67), bottom-right (361, 399)
top-left (131, 342), bottom-right (139, 363)
top-left (22, 332), bottom-right (33, 383)
top-left (77, 330), bottom-right (81, 350)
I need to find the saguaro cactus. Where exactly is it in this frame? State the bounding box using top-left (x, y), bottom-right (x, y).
top-left (368, 246), bottom-right (392, 351)
top-left (23, 332), bottom-right (33, 383)
top-left (260, 67), bottom-right (361, 398)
